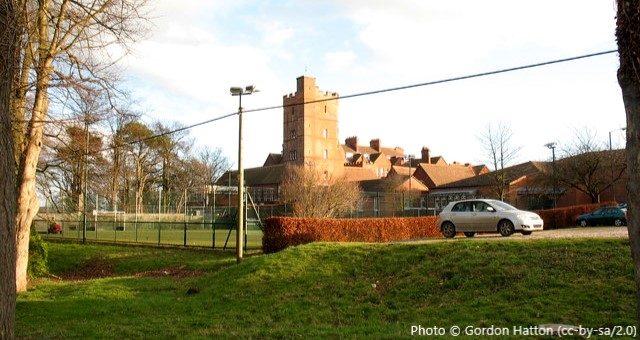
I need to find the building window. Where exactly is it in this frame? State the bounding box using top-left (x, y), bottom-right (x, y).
top-left (264, 188), bottom-right (274, 202)
top-left (324, 105), bottom-right (327, 113)
top-left (324, 149), bottom-right (328, 160)
top-left (290, 129), bottom-right (296, 139)
top-left (322, 128), bottom-right (328, 139)
top-left (289, 150), bottom-right (297, 161)
top-left (252, 188), bottom-right (262, 203)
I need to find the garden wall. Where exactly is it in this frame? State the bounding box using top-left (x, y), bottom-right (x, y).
top-left (263, 216), bottom-right (439, 253)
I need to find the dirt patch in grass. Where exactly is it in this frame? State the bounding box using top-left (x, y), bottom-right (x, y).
top-left (58, 258), bottom-right (202, 281)
top-left (60, 258), bottom-right (115, 280)
top-left (135, 265), bottom-right (204, 279)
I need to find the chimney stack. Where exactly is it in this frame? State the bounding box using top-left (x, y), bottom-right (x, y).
top-left (421, 147), bottom-right (431, 164)
top-left (345, 136), bottom-right (358, 151)
top-left (370, 138), bottom-right (381, 152)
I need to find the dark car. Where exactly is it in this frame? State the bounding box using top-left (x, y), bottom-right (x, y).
top-left (618, 202), bottom-right (628, 215)
top-left (576, 207), bottom-right (627, 227)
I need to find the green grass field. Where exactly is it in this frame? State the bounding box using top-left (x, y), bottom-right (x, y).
top-left (38, 219), bottom-right (263, 249)
top-left (17, 238), bottom-right (636, 337)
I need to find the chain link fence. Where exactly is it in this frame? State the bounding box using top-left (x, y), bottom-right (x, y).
top-left (36, 191), bottom-right (435, 249)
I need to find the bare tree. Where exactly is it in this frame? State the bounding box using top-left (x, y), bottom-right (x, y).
top-left (555, 129), bottom-right (626, 203)
top-left (616, 0), bottom-right (640, 324)
top-left (1, 0), bottom-right (18, 336)
top-left (478, 122), bottom-right (521, 200)
top-left (37, 123), bottom-right (104, 213)
top-left (10, 0), bottom-right (149, 292)
top-left (152, 122), bottom-right (191, 210)
top-left (106, 109), bottom-right (138, 211)
top-left (197, 146), bottom-right (230, 187)
top-left (119, 121), bottom-right (159, 213)
top-left (280, 165), bottom-right (362, 218)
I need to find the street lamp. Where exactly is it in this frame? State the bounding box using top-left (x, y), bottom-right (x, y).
top-left (545, 142), bottom-right (557, 209)
top-left (609, 127), bottom-right (626, 202)
top-left (406, 154), bottom-right (415, 214)
top-left (230, 85), bottom-right (258, 263)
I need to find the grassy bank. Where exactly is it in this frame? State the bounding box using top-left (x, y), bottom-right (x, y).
top-left (17, 239), bottom-right (635, 337)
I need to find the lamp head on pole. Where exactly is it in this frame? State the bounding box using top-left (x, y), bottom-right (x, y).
top-left (230, 85), bottom-right (259, 96)
top-left (544, 142), bottom-right (557, 150)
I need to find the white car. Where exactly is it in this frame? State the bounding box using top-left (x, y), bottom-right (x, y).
top-left (437, 199), bottom-right (544, 238)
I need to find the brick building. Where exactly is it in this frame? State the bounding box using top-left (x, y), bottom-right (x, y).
top-left (217, 75), bottom-right (628, 213)
top-left (429, 152), bottom-right (628, 211)
top-left (218, 75), bottom-right (484, 205)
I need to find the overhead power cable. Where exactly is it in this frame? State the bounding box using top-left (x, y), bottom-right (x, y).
top-left (245, 49), bottom-right (618, 113)
top-left (134, 49), bottom-right (618, 147)
top-left (44, 48), bottom-right (619, 155)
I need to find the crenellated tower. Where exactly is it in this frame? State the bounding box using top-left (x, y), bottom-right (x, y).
top-left (282, 76), bottom-right (344, 177)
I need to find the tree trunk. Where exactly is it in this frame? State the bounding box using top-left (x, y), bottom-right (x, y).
top-left (110, 148), bottom-right (120, 211)
top-left (15, 56), bottom-right (53, 291)
top-left (616, 0), bottom-right (640, 325)
top-left (1, 0), bottom-right (18, 336)
top-left (10, 23), bottom-right (31, 167)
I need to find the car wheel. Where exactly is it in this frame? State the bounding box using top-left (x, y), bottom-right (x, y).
top-left (441, 222), bottom-right (456, 238)
top-left (498, 220), bottom-right (515, 237)
top-left (614, 218), bottom-right (624, 227)
top-left (521, 231), bottom-right (532, 236)
top-left (463, 232), bottom-right (476, 238)
top-left (578, 220), bottom-right (587, 227)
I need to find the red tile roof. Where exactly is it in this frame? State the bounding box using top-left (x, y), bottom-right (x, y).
top-left (435, 161), bottom-right (549, 189)
top-left (216, 164), bottom-right (286, 187)
top-left (417, 163), bottom-right (478, 187)
top-left (389, 165), bottom-right (416, 177)
top-left (343, 167), bottom-right (379, 182)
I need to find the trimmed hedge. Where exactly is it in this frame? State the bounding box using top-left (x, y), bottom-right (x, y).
top-left (263, 216), bottom-right (439, 253)
top-left (535, 201), bottom-right (617, 229)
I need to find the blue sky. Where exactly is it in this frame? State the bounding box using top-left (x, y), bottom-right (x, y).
top-left (120, 0), bottom-right (626, 169)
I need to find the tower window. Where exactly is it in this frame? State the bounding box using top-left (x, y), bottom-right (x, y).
top-left (324, 105), bottom-right (327, 113)
top-left (290, 129), bottom-right (296, 139)
top-left (324, 149), bottom-right (328, 160)
top-left (289, 150), bottom-right (297, 161)
top-left (322, 128), bottom-right (328, 139)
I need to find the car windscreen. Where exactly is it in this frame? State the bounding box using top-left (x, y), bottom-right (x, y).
top-left (490, 201), bottom-right (517, 211)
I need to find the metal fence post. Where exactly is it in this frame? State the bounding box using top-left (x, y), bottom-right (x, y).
top-left (402, 192), bottom-right (406, 217)
top-left (212, 216), bottom-right (216, 249)
top-left (183, 220), bottom-right (187, 247)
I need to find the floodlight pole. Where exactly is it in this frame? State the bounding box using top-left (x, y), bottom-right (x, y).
top-left (406, 154), bottom-right (415, 214)
top-left (237, 94), bottom-right (244, 262)
top-left (231, 85), bottom-right (257, 263)
top-left (545, 142), bottom-right (557, 209)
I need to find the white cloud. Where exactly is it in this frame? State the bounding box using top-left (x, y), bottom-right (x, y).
top-left (119, 1), bottom-right (624, 168)
top-left (260, 22), bottom-right (295, 46)
top-left (325, 50), bottom-right (357, 70)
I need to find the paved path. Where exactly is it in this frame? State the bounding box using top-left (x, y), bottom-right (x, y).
top-left (456, 226), bottom-right (628, 240)
top-left (404, 227), bottom-right (629, 244)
